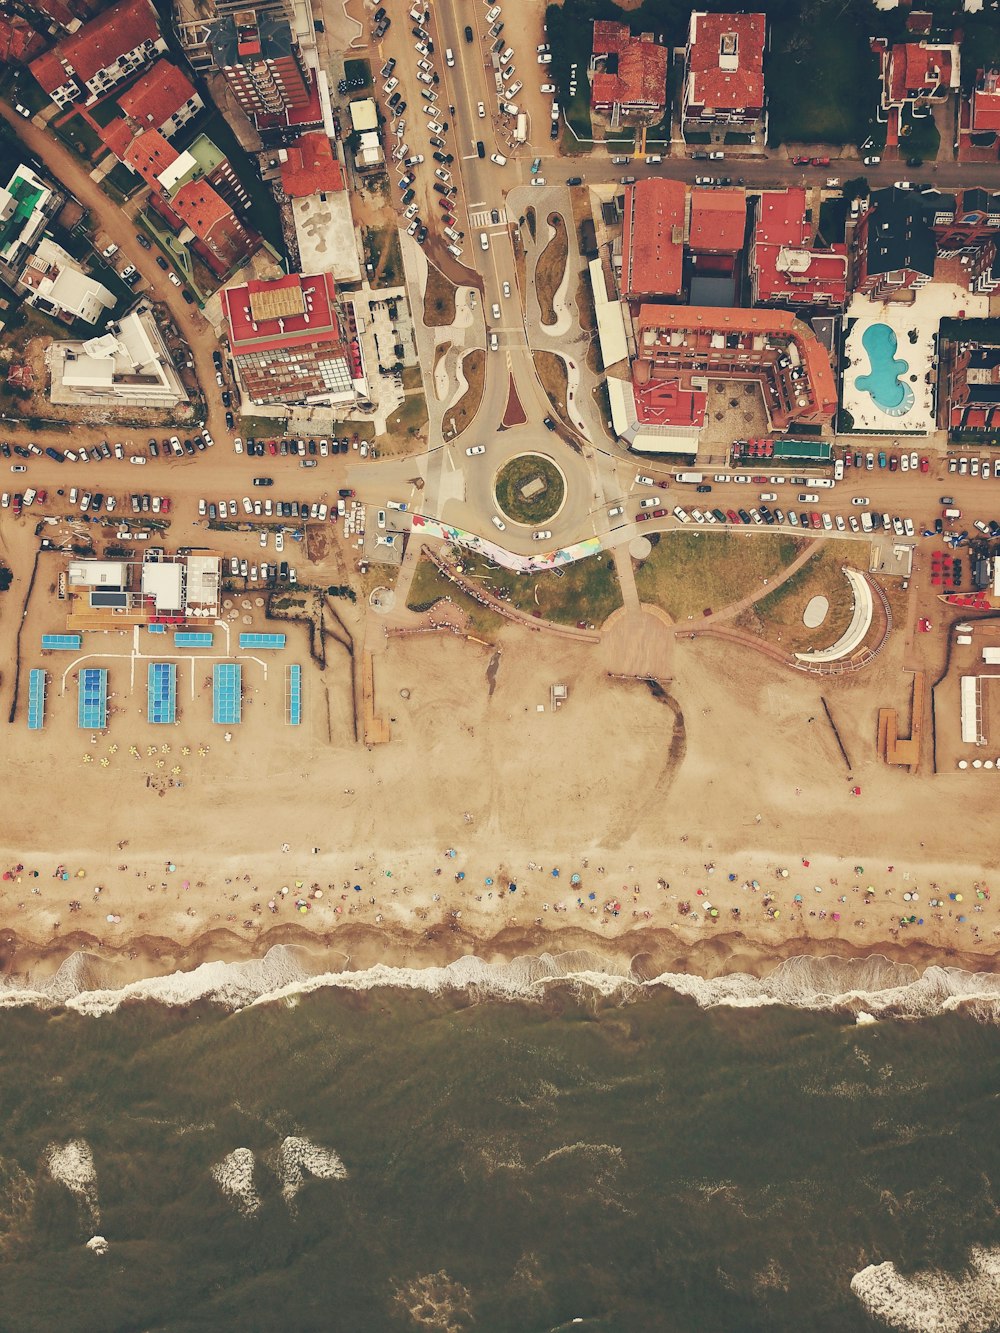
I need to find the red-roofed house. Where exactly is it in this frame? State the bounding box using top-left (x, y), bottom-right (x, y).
top-left (750, 189), bottom-right (847, 310)
top-left (280, 134), bottom-right (344, 197)
top-left (683, 12), bottom-right (766, 144)
top-left (876, 37), bottom-right (960, 113)
top-left (590, 21), bottom-right (668, 127)
top-left (0, 14), bottom-right (46, 65)
top-left (687, 188), bottom-right (746, 259)
top-left (620, 179), bottom-right (686, 301)
top-left (118, 60), bottom-right (203, 139)
top-left (960, 68), bottom-right (1000, 161)
top-left (29, 0), bottom-right (166, 108)
top-left (221, 272), bottom-right (359, 406)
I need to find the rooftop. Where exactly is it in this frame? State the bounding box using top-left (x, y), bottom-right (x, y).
top-left (122, 127), bottom-right (178, 188)
top-left (591, 27), bottom-right (668, 110)
top-left (972, 68), bottom-right (1000, 132)
top-left (30, 0), bottom-right (161, 92)
top-left (753, 188), bottom-right (848, 306)
top-left (118, 59), bottom-right (198, 128)
top-left (686, 11), bottom-right (766, 113)
top-left (222, 272), bottom-right (342, 354)
top-left (280, 133), bottom-right (344, 197)
top-left (887, 39), bottom-right (959, 104)
top-left (621, 178), bottom-right (686, 299)
top-left (688, 187), bottom-right (746, 253)
top-left (862, 186), bottom-right (937, 279)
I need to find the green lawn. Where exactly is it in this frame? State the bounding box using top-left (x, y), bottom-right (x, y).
top-left (735, 540), bottom-right (867, 652)
top-left (344, 58), bottom-right (372, 90)
top-left (495, 454), bottom-right (565, 524)
top-left (634, 530), bottom-right (808, 622)
top-left (406, 556), bottom-right (506, 636)
top-left (363, 226), bottom-right (404, 287)
top-left (768, 3), bottom-right (881, 146)
top-left (899, 106), bottom-right (940, 162)
top-left (414, 550), bottom-right (622, 628)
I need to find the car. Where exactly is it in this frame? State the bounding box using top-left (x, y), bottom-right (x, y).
top-left (502, 281), bottom-right (511, 298)
top-left (639, 496), bottom-right (659, 510)
top-left (835, 515), bottom-right (846, 532)
top-left (301, 458), bottom-right (317, 468)
top-left (129, 455), bottom-right (146, 465)
top-left (635, 511), bottom-right (650, 523)
top-left (531, 176), bottom-right (545, 185)
top-left (152, 496), bottom-right (161, 514)
top-left (543, 417), bottom-right (557, 432)
top-left (608, 505), bottom-right (624, 519)
top-left (168, 272), bottom-right (181, 286)
top-left (478, 101), bottom-right (486, 118)
top-left (852, 496), bottom-right (869, 506)
top-left (465, 24), bottom-right (473, 40)
top-left (866, 452), bottom-right (875, 470)
top-left (532, 529), bottom-right (552, 542)
top-left (491, 514), bottom-right (506, 531)
top-left (259, 530), bottom-right (268, 548)
top-left (900, 453), bottom-right (909, 472)
top-left (491, 302), bottom-right (501, 320)
top-left (10, 464), bottom-right (26, 473)
top-left (233, 436), bottom-right (243, 454)
top-left (921, 457), bottom-right (930, 474)
top-left (491, 153), bottom-right (508, 166)
top-left (466, 444), bottom-right (486, 455)
top-left (252, 476), bottom-right (273, 487)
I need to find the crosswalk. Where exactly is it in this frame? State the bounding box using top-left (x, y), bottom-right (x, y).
top-left (468, 207), bottom-right (508, 229)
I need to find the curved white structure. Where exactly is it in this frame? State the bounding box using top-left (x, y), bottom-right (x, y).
top-left (795, 568), bottom-right (873, 664)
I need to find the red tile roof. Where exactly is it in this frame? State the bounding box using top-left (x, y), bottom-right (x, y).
top-left (30, 0), bottom-right (160, 92)
top-left (972, 69), bottom-right (1000, 132)
top-left (592, 33), bottom-right (668, 111)
top-left (688, 188), bottom-right (746, 253)
top-left (118, 59), bottom-right (197, 128)
top-left (122, 127), bottom-right (178, 188)
top-left (223, 273), bottom-right (342, 354)
top-left (633, 378), bottom-right (707, 428)
top-left (686, 11), bottom-right (765, 114)
top-left (0, 14), bottom-right (46, 63)
top-left (592, 20), bottom-right (628, 55)
top-left (752, 188), bottom-right (848, 306)
top-left (621, 178), bottom-right (686, 299)
top-left (280, 134), bottom-right (344, 197)
top-left (98, 116), bottom-right (136, 160)
top-left (888, 41), bottom-right (956, 104)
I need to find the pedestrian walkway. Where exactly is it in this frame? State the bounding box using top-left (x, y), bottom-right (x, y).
top-left (469, 207), bottom-right (508, 228)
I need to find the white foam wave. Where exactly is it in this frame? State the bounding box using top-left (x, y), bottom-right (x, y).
top-left (851, 1245), bottom-right (1000, 1331)
top-left (211, 1148), bottom-right (261, 1217)
top-left (269, 1136), bottom-right (347, 1207)
top-left (44, 1139), bottom-right (99, 1227)
top-left (85, 1235), bottom-right (109, 1255)
top-left (1, 947), bottom-right (998, 1023)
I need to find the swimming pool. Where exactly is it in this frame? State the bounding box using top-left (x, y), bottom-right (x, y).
top-left (855, 323), bottom-right (914, 416)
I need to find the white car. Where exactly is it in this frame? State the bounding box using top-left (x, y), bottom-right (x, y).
top-left (377, 508), bottom-right (386, 528)
top-left (478, 101), bottom-right (485, 118)
top-left (608, 505), bottom-right (623, 519)
top-left (900, 454), bottom-right (909, 472)
top-left (532, 529), bottom-right (551, 541)
top-left (260, 531), bottom-right (268, 547)
top-left (491, 153), bottom-right (507, 166)
top-left (113, 441), bottom-right (124, 458)
top-left (466, 445), bottom-right (486, 455)
top-left (198, 498), bottom-right (206, 515)
top-left (491, 514), bottom-right (506, 531)
top-left (233, 436), bottom-right (243, 454)
top-left (275, 532), bottom-right (284, 552)
top-left (491, 302), bottom-right (501, 320)
top-left (152, 496), bottom-right (161, 514)
top-left (530, 177), bottom-right (546, 187)
top-left (502, 281), bottom-right (511, 298)
top-left (168, 273), bottom-right (181, 286)
top-left (242, 497), bottom-right (253, 514)
top-left (228, 500), bottom-right (237, 517)
top-left (129, 455), bottom-right (146, 465)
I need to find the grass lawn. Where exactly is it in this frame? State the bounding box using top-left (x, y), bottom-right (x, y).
top-left (52, 113), bottom-right (103, 161)
top-left (735, 539), bottom-right (868, 653)
top-left (534, 350), bottom-right (568, 419)
top-left (240, 413), bottom-right (287, 438)
top-left (447, 349), bottom-right (485, 436)
top-left (495, 453), bottom-right (565, 524)
top-left (406, 555), bottom-right (506, 636)
top-left (423, 262), bottom-right (457, 326)
top-left (535, 214), bottom-right (568, 326)
top-left (634, 530), bottom-right (809, 622)
top-left (401, 365), bottom-right (423, 390)
top-left (899, 107), bottom-right (940, 162)
top-left (344, 58), bottom-right (372, 90)
top-left (768, 5), bottom-right (881, 146)
top-left (379, 392), bottom-right (428, 452)
top-left (363, 226), bottom-right (403, 287)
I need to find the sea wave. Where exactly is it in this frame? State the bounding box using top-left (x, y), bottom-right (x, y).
top-left (0, 947), bottom-right (998, 1021)
top-left (851, 1245), bottom-right (1000, 1331)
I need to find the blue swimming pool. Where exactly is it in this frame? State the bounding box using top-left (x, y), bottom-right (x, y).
top-left (855, 323), bottom-right (914, 416)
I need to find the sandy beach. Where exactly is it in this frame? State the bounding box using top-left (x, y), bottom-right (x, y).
top-left (1, 625), bottom-right (998, 995)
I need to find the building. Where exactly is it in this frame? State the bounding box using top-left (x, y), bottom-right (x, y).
top-left (928, 188), bottom-right (1000, 293)
top-left (221, 272), bottom-right (359, 406)
top-left (117, 59), bottom-right (203, 139)
top-left (119, 128), bottom-right (257, 277)
top-left (47, 302), bottom-right (188, 409)
top-left (65, 552), bottom-right (221, 631)
top-left (29, 0), bottom-right (166, 108)
top-left (348, 98), bottom-right (384, 171)
top-left (0, 13), bottom-right (47, 66)
top-left (608, 304), bottom-right (838, 454)
top-left (853, 185), bottom-right (937, 297)
top-left (590, 21), bottom-right (668, 128)
top-left (687, 187), bottom-right (746, 305)
top-left (682, 11), bottom-right (766, 143)
top-left (875, 37), bottom-right (960, 115)
top-left (942, 339), bottom-right (1000, 433)
top-left (961, 68), bottom-right (1000, 160)
top-left (207, 6), bottom-right (321, 140)
top-left (17, 237), bottom-right (116, 324)
top-left (619, 178), bottom-right (686, 301)
top-left (0, 163), bottom-right (63, 284)
top-left (279, 134), bottom-right (360, 282)
top-left (750, 188), bottom-right (848, 309)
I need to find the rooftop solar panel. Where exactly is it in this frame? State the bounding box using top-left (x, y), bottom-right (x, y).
top-left (147, 662), bottom-right (177, 724)
top-left (77, 667), bottom-right (107, 729)
top-left (27, 669), bottom-right (46, 730)
top-left (212, 663), bottom-right (241, 725)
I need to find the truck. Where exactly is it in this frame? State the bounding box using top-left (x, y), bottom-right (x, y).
top-left (514, 112), bottom-right (528, 143)
top-left (674, 472), bottom-right (704, 484)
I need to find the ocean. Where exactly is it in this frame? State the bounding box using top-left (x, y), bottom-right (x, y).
top-left (0, 949), bottom-right (998, 1333)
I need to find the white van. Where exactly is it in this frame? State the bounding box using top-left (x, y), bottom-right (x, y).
top-left (813, 477), bottom-right (835, 489)
top-left (798, 492), bottom-right (820, 503)
top-left (480, 232), bottom-right (489, 251)
top-left (445, 47), bottom-right (455, 66)
top-left (446, 243), bottom-right (463, 257)
top-left (860, 512), bottom-right (874, 533)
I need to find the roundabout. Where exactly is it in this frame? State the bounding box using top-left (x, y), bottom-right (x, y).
top-left (493, 452), bottom-right (567, 527)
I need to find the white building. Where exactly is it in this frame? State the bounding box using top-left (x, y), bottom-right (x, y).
top-left (47, 302), bottom-right (188, 409)
top-left (0, 164), bottom-right (63, 283)
top-left (18, 238), bottom-right (116, 325)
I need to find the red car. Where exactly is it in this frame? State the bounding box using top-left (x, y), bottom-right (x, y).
top-left (809, 511), bottom-right (822, 529)
top-left (268, 441), bottom-right (278, 455)
top-left (920, 456), bottom-right (929, 473)
top-left (635, 511), bottom-right (650, 522)
top-left (36, 488), bottom-right (47, 503)
top-left (652, 508), bottom-right (667, 518)
top-left (811, 156), bottom-right (830, 165)
top-left (657, 480), bottom-right (670, 489)
top-left (160, 496), bottom-right (171, 513)
top-left (791, 155), bottom-right (810, 165)
top-left (726, 509), bottom-right (740, 524)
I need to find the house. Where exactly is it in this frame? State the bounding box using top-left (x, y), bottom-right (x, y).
top-left (960, 68), bottom-right (1000, 160)
top-left (875, 37), bottom-right (960, 113)
top-left (687, 187), bottom-right (746, 304)
top-left (929, 188), bottom-right (1000, 293)
top-left (943, 340), bottom-right (1000, 433)
top-left (682, 12), bottom-right (766, 143)
top-left (0, 13), bottom-right (47, 66)
top-left (29, 0), bottom-right (166, 108)
top-left (590, 21), bottom-right (668, 128)
top-left (119, 128), bottom-right (257, 277)
top-left (221, 272), bottom-right (360, 406)
top-left (117, 59), bottom-right (203, 139)
top-left (279, 135), bottom-right (360, 283)
top-left (853, 185), bottom-right (937, 296)
top-left (17, 236), bottom-right (116, 324)
top-left (750, 188), bottom-right (848, 309)
top-left (0, 163), bottom-right (63, 285)
top-left (608, 304), bottom-right (837, 454)
top-left (619, 179), bottom-right (686, 301)
top-left (47, 302), bottom-right (188, 409)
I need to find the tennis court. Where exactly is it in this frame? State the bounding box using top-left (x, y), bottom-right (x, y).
top-left (77, 668), bottom-right (108, 729)
top-left (41, 634), bottom-right (82, 651)
top-left (286, 664), bottom-right (302, 725)
top-left (147, 662), bottom-right (177, 724)
top-left (239, 633), bottom-right (286, 649)
top-left (27, 669), bottom-right (46, 729)
top-left (212, 663), bottom-right (242, 725)
top-left (175, 632), bottom-right (213, 647)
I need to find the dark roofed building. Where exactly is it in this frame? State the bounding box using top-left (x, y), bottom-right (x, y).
top-left (853, 186), bottom-right (937, 297)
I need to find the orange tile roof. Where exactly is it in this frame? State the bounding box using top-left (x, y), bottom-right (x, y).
top-left (688, 188), bottom-right (746, 253)
top-left (686, 11), bottom-right (765, 114)
top-left (888, 41), bottom-right (955, 103)
top-left (621, 178), bottom-right (686, 298)
top-left (592, 20), bottom-right (628, 55)
top-left (972, 70), bottom-right (1000, 132)
top-left (592, 33), bottom-right (667, 110)
top-left (280, 133), bottom-right (344, 197)
top-left (0, 14), bottom-right (46, 64)
top-left (122, 127), bottom-right (178, 187)
top-left (118, 59), bottom-right (197, 128)
top-left (30, 0), bottom-right (160, 91)
top-left (752, 188), bottom-right (847, 306)
top-left (98, 116), bottom-right (136, 160)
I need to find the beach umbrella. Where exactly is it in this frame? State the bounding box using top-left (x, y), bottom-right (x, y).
top-left (552, 868), bottom-right (560, 877)
top-left (571, 873), bottom-right (581, 884)
top-left (354, 885), bottom-right (361, 892)
top-left (589, 892), bottom-right (596, 900)
top-left (794, 894), bottom-right (803, 902)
